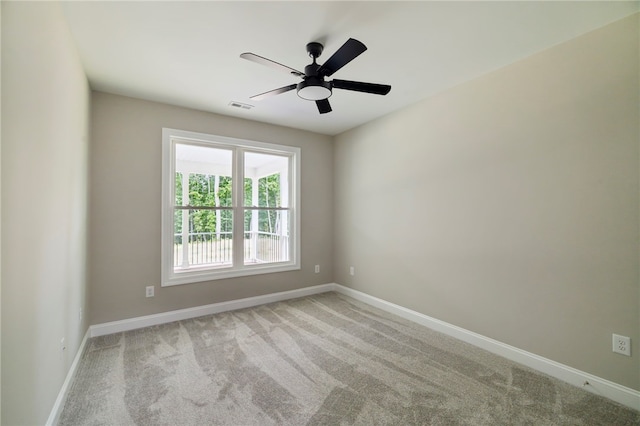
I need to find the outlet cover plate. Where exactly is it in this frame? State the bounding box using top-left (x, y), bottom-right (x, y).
top-left (612, 334), bottom-right (631, 356)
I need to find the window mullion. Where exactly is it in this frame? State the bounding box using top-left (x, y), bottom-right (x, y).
top-left (232, 148), bottom-right (245, 268)
top-left (181, 172), bottom-right (190, 268)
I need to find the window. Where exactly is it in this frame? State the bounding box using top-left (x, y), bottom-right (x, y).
top-left (162, 128), bottom-right (300, 286)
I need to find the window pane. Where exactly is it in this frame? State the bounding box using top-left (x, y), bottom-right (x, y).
top-left (175, 143), bottom-right (233, 207)
top-left (244, 152), bottom-right (289, 207)
top-left (244, 209), bottom-right (289, 264)
top-left (186, 174), bottom-right (231, 207)
top-left (175, 172), bottom-right (183, 205)
top-left (174, 208), bottom-right (233, 269)
top-left (244, 177), bottom-right (252, 206)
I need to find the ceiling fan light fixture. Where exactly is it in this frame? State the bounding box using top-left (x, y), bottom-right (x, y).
top-left (297, 79), bottom-right (332, 101)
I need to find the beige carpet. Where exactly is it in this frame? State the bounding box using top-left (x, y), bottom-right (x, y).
top-left (59, 292), bottom-right (639, 425)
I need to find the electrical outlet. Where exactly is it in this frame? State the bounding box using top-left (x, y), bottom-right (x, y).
top-left (60, 338), bottom-right (66, 351)
top-left (146, 286), bottom-right (155, 298)
top-left (350, 266), bottom-right (355, 276)
top-left (315, 265), bottom-right (320, 273)
top-left (612, 334), bottom-right (631, 356)
top-left (79, 309), bottom-right (83, 322)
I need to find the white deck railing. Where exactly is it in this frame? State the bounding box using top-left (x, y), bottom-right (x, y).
top-left (174, 231), bottom-right (288, 267)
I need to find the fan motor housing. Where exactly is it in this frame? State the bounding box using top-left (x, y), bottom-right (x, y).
top-left (304, 62), bottom-right (322, 77)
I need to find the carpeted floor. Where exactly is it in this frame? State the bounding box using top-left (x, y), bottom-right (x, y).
top-left (59, 292), bottom-right (639, 425)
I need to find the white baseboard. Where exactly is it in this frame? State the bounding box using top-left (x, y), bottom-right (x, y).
top-left (90, 283), bottom-right (335, 337)
top-left (332, 284), bottom-right (640, 411)
top-left (46, 328), bottom-right (90, 426)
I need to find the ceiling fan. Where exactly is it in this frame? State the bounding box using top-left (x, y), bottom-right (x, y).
top-left (240, 38), bottom-right (391, 114)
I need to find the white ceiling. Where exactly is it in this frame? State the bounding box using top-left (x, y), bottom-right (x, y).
top-left (61, 1), bottom-right (638, 136)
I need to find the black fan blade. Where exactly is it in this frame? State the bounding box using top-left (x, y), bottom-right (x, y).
top-left (240, 53), bottom-right (304, 77)
top-left (316, 99), bottom-right (332, 114)
top-left (332, 79), bottom-right (391, 95)
top-left (250, 84), bottom-right (297, 101)
top-left (318, 38), bottom-right (367, 77)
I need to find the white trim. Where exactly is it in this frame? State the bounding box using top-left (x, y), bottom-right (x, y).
top-left (89, 283), bottom-right (335, 337)
top-left (46, 329), bottom-right (90, 426)
top-left (331, 284), bottom-right (640, 411)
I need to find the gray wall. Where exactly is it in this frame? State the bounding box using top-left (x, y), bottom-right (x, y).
top-left (89, 93), bottom-right (333, 324)
top-left (334, 14), bottom-right (639, 390)
top-left (1, 2), bottom-right (91, 424)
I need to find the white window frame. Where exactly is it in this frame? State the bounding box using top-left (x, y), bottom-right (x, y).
top-left (161, 128), bottom-right (300, 286)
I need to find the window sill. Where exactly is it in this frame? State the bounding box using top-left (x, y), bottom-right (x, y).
top-left (161, 262), bottom-right (301, 287)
